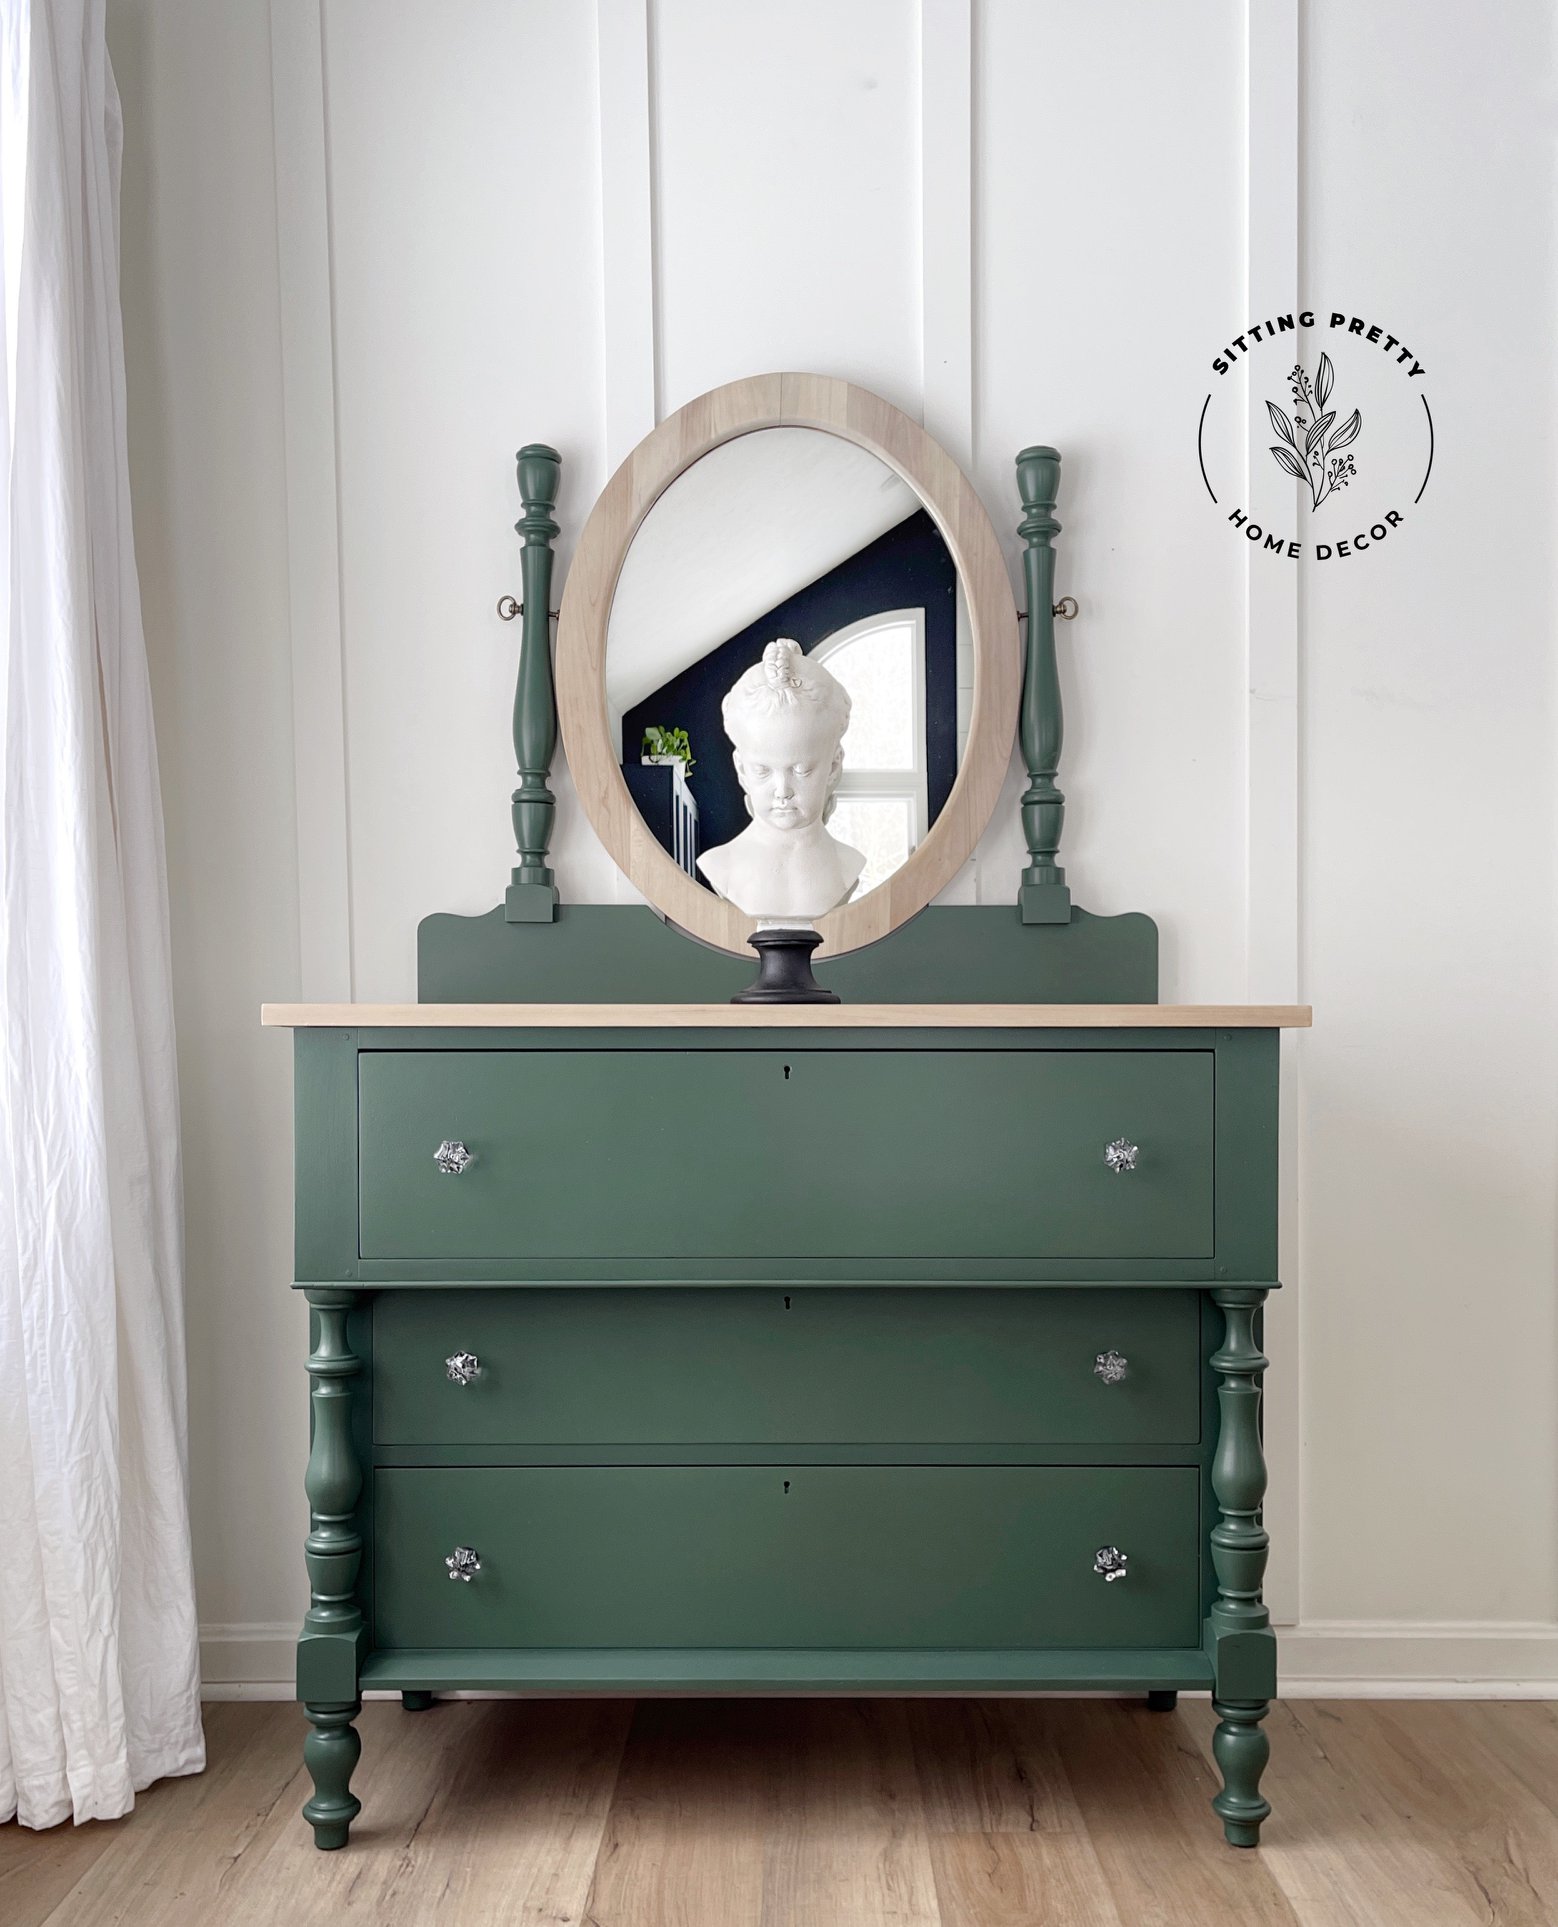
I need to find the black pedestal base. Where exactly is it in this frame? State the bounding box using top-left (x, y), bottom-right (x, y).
top-left (731, 927), bottom-right (840, 1004)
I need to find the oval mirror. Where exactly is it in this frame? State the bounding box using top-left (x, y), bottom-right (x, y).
top-left (557, 375), bottom-right (1018, 956)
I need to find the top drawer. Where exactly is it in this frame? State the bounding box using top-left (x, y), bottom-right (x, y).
top-left (357, 1047), bottom-right (1213, 1263)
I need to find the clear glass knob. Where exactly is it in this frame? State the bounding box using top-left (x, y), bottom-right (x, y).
top-left (434, 1139), bottom-right (474, 1176)
top-left (445, 1351), bottom-right (481, 1386)
top-left (1094, 1350), bottom-right (1129, 1385)
top-left (1093, 1545), bottom-right (1129, 1583)
top-left (1103, 1137), bottom-right (1139, 1175)
top-left (445, 1546), bottom-right (482, 1582)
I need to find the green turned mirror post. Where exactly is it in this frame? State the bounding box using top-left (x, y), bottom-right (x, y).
top-left (1016, 446), bottom-right (1072, 924)
top-left (505, 444), bottom-right (563, 922)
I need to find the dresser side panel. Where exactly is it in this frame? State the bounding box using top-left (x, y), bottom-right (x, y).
top-left (1212, 1030), bottom-right (1280, 1282)
top-left (295, 1028), bottom-right (360, 1282)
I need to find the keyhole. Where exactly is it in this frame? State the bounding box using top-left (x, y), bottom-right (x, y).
top-left (783, 1295), bottom-right (791, 1311)
top-left (783, 1480), bottom-right (791, 1494)
top-left (783, 1064), bottom-right (791, 1080)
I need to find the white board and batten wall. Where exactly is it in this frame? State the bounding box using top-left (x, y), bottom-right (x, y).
top-left (107, 0), bottom-right (1558, 1695)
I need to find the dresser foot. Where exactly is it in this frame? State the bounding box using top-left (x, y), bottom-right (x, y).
top-left (401, 1689), bottom-right (435, 1712)
top-left (1211, 1697), bottom-right (1271, 1847)
top-left (303, 1699), bottom-right (362, 1850)
top-left (1145, 1689), bottom-right (1178, 1712)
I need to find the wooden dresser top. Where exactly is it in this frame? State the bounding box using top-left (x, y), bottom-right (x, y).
top-left (262, 1003), bottom-right (1311, 1030)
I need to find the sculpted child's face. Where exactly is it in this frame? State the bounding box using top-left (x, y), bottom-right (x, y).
top-left (730, 707), bottom-right (842, 834)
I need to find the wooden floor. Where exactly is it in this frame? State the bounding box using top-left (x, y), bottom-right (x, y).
top-left (3, 1695), bottom-right (1555, 1926)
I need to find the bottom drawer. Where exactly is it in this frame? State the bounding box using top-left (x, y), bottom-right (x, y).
top-left (373, 1466), bottom-right (1200, 1651)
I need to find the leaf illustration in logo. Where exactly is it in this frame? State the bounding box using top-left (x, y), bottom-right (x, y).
top-left (1269, 444), bottom-right (1309, 483)
top-left (1316, 352), bottom-right (1334, 408)
top-left (1329, 408), bottom-right (1361, 451)
top-left (1266, 399), bottom-right (1299, 449)
top-left (1265, 357), bottom-right (1362, 510)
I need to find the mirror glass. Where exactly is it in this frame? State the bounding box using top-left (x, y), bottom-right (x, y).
top-left (606, 427), bottom-right (971, 908)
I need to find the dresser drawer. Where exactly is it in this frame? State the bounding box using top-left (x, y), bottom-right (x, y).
top-left (373, 1287), bottom-right (1201, 1447)
top-left (372, 1465), bottom-right (1200, 1650)
top-left (357, 1048), bottom-right (1214, 1261)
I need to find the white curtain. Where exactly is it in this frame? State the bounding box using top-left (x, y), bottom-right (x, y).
top-left (0, 0), bottom-right (203, 1827)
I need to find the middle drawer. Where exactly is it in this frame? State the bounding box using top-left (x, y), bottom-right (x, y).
top-left (373, 1287), bottom-right (1201, 1448)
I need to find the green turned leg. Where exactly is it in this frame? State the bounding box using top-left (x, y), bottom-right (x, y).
top-left (299, 1290), bottom-right (366, 1848)
top-left (1145, 1689), bottom-right (1178, 1712)
top-left (1211, 1698), bottom-right (1272, 1847)
top-left (303, 1699), bottom-right (362, 1850)
top-left (1208, 1288), bottom-right (1274, 1847)
top-left (401, 1690), bottom-right (435, 1712)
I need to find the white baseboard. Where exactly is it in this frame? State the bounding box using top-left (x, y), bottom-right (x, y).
top-left (1274, 1620), bottom-right (1558, 1697)
top-left (201, 1623), bottom-right (295, 1696)
top-left (199, 1620), bottom-right (1558, 1702)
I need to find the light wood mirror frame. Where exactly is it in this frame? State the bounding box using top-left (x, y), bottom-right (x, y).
top-left (556, 373), bottom-right (1019, 957)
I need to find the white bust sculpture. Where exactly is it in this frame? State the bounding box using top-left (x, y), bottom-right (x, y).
top-left (696, 639), bottom-right (866, 922)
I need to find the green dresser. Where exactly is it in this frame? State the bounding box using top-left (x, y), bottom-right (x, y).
top-left (266, 404), bottom-right (1311, 1857)
top-left (271, 1001), bottom-right (1301, 1853)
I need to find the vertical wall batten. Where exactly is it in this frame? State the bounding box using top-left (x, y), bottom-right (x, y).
top-left (921, 0), bottom-right (976, 906)
top-left (270, 0), bottom-right (354, 1000)
top-left (920, 0), bottom-right (974, 471)
top-left (597, 0), bottom-right (659, 471)
top-left (1244, 0), bottom-right (1301, 1625)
